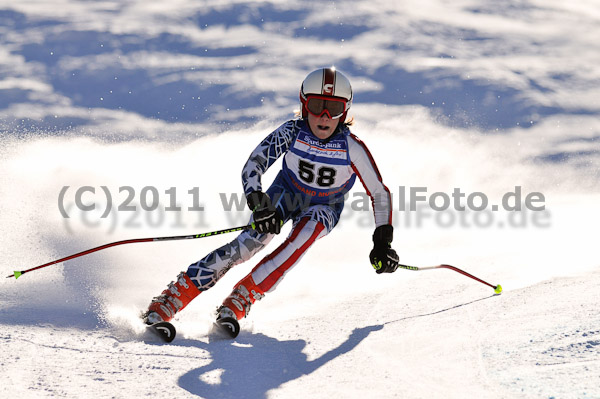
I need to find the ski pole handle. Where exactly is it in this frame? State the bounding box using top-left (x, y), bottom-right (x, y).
top-left (7, 224), bottom-right (252, 280)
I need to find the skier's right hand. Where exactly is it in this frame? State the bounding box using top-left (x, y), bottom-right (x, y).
top-left (247, 191), bottom-right (283, 234)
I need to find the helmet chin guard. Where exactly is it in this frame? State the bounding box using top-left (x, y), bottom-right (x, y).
top-left (300, 67), bottom-right (353, 122)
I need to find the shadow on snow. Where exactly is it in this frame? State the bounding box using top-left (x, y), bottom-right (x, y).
top-left (171, 294), bottom-right (499, 398)
top-left (174, 325), bottom-right (382, 399)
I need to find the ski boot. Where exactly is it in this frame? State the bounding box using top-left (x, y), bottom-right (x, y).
top-left (142, 272), bottom-right (200, 324)
top-left (213, 274), bottom-right (265, 338)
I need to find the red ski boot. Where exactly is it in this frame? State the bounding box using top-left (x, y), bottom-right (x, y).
top-left (143, 272), bottom-right (200, 324)
top-left (214, 274), bottom-right (265, 338)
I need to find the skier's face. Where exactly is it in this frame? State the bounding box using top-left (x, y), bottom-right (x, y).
top-left (307, 112), bottom-right (338, 140)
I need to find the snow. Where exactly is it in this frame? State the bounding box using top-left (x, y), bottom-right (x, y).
top-left (1, 0), bottom-right (599, 398)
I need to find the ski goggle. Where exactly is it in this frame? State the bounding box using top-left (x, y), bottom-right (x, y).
top-left (305, 95), bottom-right (347, 119)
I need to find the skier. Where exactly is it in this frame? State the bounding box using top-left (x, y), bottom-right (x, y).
top-left (142, 67), bottom-right (399, 338)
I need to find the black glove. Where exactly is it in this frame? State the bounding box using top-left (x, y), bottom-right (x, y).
top-left (247, 191), bottom-right (282, 235)
top-left (369, 224), bottom-right (399, 274)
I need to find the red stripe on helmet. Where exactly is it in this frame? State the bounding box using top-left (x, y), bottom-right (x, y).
top-left (322, 68), bottom-right (336, 96)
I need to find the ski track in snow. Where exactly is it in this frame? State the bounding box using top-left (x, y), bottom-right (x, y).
top-left (1, 0), bottom-right (599, 398)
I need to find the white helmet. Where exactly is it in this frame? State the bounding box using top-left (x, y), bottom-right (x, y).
top-left (299, 67), bottom-right (353, 121)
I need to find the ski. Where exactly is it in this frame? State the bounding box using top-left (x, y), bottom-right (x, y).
top-left (211, 317), bottom-right (240, 339)
top-left (147, 321), bottom-right (176, 343)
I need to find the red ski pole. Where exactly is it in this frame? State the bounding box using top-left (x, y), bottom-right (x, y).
top-left (6, 224), bottom-right (252, 280)
top-left (398, 263), bottom-right (502, 294)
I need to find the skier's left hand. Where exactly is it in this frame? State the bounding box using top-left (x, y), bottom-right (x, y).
top-left (369, 224), bottom-right (399, 274)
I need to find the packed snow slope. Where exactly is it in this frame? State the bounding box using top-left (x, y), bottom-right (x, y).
top-left (1, 1), bottom-right (599, 398)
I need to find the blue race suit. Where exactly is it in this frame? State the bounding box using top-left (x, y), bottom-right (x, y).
top-left (186, 119), bottom-right (392, 305)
